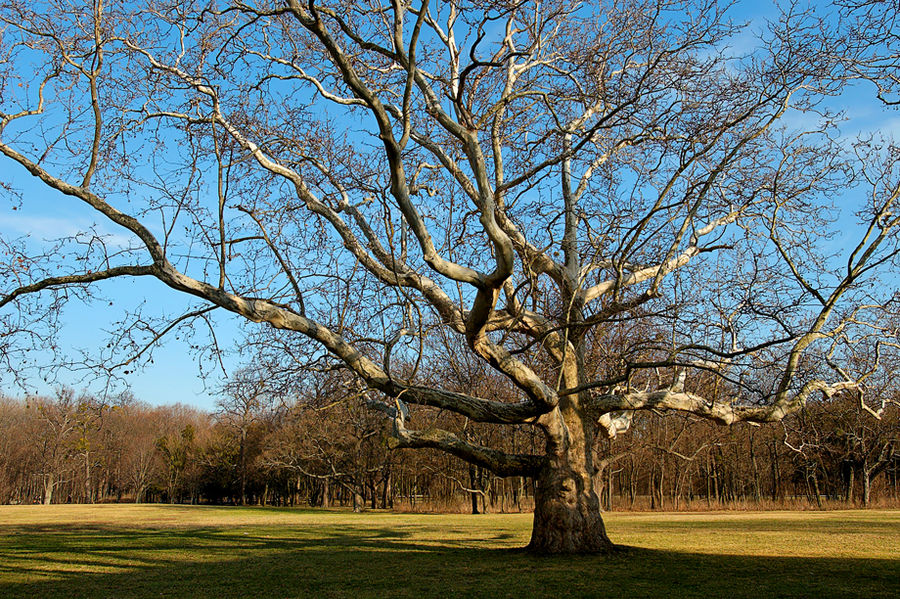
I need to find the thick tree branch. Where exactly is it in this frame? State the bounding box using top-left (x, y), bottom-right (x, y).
top-left (388, 423), bottom-right (543, 477)
top-left (1, 266), bottom-right (158, 309)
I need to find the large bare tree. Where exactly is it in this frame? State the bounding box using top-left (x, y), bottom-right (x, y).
top-left (2, 0), bottom-right (899, 552)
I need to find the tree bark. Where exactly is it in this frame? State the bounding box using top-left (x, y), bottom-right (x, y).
top-left (524, 348), bottom-right (616, 554)
top-left (42, 474), bottom-right (54, 505)
top-left (239, 429), bottom-right (247, 506)
top-left (382, 468), bottom-right (392, 509)
top-left (469, 463), bottom-right (481, 514)
top-left (527, 460), bottom-right (614, 554)
top-left (84, 451), bottom-right (92, 504)
top-left (770, 438), bottom-right (780, 502)
top-left (811, 469), bottom-right (823, 509)
top-left (605, 467), bottom-right (612, 511)
top-left (845, 463), bottom-right (855, 504)
top-left (527, 395), bottom-right (614, 553)
top-left (321, 478), bottom-right (330, 508)
top-left (863, 469), bottom-right (871, 506)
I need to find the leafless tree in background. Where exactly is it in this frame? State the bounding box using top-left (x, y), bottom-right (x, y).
top-left (216, 368), bottom-right (273, 505)
top-left (2, 1), bottom-right (899, 552)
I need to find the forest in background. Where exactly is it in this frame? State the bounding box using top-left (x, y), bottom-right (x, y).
top-left (2, 385), bottom-right (896, 513)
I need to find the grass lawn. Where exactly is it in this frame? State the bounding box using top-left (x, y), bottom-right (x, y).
top-left (0, 505), bottom-right (897, 598)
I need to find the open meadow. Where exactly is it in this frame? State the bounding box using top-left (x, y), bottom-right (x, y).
top-left (0, 505), bottom-right (897, 598)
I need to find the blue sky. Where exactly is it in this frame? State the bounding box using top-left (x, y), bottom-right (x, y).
top-left (1, 171), bottom-right (242, 411)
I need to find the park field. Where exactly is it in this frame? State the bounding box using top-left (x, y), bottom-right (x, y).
top-left (1, 505), bottom-right (897, 598)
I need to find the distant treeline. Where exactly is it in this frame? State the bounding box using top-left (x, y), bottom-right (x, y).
top-left (1, 388), bottom-right (897, 511)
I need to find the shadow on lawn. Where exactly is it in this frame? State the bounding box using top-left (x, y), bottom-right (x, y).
top-left (1, 523), bottom-right (897, 599)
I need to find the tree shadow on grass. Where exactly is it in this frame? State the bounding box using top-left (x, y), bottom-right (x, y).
top-left (1, 524), bottom-right (897, 599)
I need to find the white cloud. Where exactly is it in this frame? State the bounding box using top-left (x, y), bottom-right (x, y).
top-left (0, 212), bottom-right (137, 249)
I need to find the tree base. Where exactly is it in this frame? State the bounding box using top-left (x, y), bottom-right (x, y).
top-left (527, 464), bottom-right (615, 554)
top-left (526, 498), bottom-right (615, 554)
top-left (525, 532), bottom-right (616, 555)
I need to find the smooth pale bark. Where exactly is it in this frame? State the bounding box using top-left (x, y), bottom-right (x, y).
top-left (42, 474), bottom-right (54, 505)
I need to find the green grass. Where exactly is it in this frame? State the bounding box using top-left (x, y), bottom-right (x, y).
top-left (1, 505), bottom-right (897, 598)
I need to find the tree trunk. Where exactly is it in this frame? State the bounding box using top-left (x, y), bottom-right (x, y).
top-left (469, 463), bottom-right (481, 514)
top-left (320, 478), bottom-right (330, 508)
top-left (42, 474), bottom-right (54, 505)
top-left (810, 469), bottom-right (823, 509)
top-left (84, 452), bottom-right (92, 504)
top-left (769, 437), bottom-right (780, 502)
top-left (862, 469), bottom-right (871, 506)
top-left (629, 465), bottom-right (636, 508)
top-left (846, 463), bottom-right (855, 504)
top-left (520, 320), bottom-right (620, 554)
top-left (352, 487), bottom-right (364, 513)
top-left (605, 467), bottom-right (612, 511)
top-left (527, 460), bottom-right (614, 554)
top-left (239, 429), bottom-right (247, 506)
top-left (657, 463), bottom-right (665, 509)
top-left (527, 392), bottom-right (614, 553)
top-left (382, 468), bottom-right (392, 509)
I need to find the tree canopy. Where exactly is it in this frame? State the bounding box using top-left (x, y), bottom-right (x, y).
top-left (1, 0), bottom-right (899, 553)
